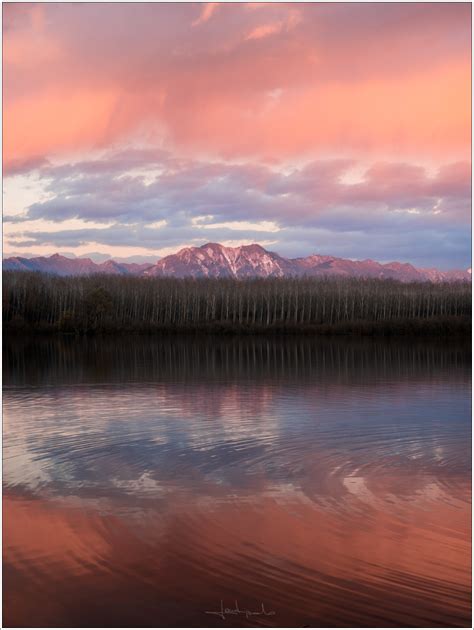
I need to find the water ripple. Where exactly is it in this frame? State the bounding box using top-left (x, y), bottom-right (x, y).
top-left (3, 336), bottom-right (471, 627)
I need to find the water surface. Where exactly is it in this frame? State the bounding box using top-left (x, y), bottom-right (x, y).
top-left (3, 335), bottom-right (471, 627)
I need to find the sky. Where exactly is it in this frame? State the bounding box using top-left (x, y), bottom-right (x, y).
top-left (3, 2), bottom-right (472, 269)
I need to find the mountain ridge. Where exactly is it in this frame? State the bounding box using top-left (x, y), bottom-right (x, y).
top-left (3, 243), bottom-right (471, 283)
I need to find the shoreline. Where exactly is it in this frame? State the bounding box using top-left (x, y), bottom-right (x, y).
top-left (4, 316), bottom-right (471, 337)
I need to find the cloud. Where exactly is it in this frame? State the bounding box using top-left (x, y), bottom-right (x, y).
top-left (3, 4), bottom-right (470, 269)
top-left (4, 3), bottom-right (470, 165)
top-left (192, 217), bottom-right (281, 232)
top-left (3, 149), bottom-right (470, 269)
top-left (145, 220), bottom-right (168, 230)
top-left (4, 155), bottom-right (50, 177)
top-left (245, 8), bottom-right (300, 41)
top-left (192, 3), bottom-right (219, 27)
top-left (246, 22), bottom-right (283, 41)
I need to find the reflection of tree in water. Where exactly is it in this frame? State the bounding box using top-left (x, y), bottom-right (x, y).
top-left (5, 334), bottom-right (470, 387)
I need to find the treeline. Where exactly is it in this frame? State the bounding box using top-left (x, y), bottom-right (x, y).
top-left (3, 271), bottom-right (471, 335)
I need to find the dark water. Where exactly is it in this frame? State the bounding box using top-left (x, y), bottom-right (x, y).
top-left (3, 335), bottom-right (471, 627)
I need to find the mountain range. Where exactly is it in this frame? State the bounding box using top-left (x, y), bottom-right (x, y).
top-left (3, 243), bottom-right (471, 283)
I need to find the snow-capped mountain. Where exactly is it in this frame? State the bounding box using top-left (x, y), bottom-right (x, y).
top-left (145, 243), bottom-right (293, 278)
top-left (3, 244), bottom-right (471, 282)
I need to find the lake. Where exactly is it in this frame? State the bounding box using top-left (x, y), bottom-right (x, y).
top-left (3, 335), bottom-right (471, 627)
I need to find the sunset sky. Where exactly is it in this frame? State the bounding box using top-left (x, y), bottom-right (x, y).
top-left (3, 2), bottom-right (471, 268)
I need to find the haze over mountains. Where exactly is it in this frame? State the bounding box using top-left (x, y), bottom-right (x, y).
top-left (3, 243), bottom-right (471, 283)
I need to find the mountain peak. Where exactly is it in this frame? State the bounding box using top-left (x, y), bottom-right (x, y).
top-left (200, 242), bottom-right (223, 250)
top-left (239, 243), bottom-right (267, 253)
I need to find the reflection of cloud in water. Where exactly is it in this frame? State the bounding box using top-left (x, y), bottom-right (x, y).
top-left (4, 488), bottom-right (470, 627)
top-left (4, 338), bottom-right (470, 515)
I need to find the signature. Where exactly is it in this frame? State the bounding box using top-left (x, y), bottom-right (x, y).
top-left (205, 599), bottom-right (276, 621)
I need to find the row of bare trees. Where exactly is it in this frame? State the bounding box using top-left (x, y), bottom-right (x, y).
top-left (3, 271), bottom-right (471, 333)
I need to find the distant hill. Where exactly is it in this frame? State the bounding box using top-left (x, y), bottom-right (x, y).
top-left (3, 244), bottom-right (471, 283)
top-left (3, 253), bottom-right (154, 277)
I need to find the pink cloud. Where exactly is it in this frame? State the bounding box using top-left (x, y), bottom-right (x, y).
top-left (3, 3), bottom-right (471, 168)
top-left (246, 22), bottom-right (283, 40)
top-left (245, 8), bottom-right (300, 40)
top-left (192, 3), bottom-right (219, 27)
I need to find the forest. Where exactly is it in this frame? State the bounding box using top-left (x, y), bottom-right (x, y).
top-left (3, 271), bottom-right (471, 335)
